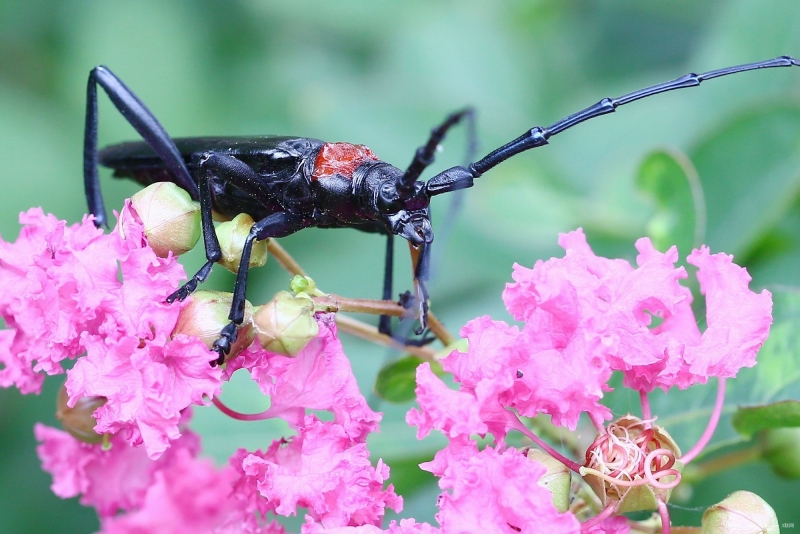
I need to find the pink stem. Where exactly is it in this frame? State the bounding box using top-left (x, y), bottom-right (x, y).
top-left (580, 503), bottom-right (616, 532)
top-left (510, 415), bottom-right (582, 473)
top-left (212, 396), bottom-right (272, 421)
top-left (657, 496), bottom-right (671, 534)
top-left (680, 377), bottom-right (727, 464)
top-left (640, 389), bottom-right (652, 427)
top-left (588, 411), bottom-right (606, 434)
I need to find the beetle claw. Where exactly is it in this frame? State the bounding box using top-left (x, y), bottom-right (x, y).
top-left (209, 322), bottom-right (238, 367)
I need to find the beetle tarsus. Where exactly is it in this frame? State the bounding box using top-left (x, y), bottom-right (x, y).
top-left (210, 322), bottom-right (238, 366)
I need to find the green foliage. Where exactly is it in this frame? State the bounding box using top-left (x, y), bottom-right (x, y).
top-left (733, 401), bottom-right (800, 438)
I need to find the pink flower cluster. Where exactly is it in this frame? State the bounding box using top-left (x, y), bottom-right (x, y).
top-left (411, 229), bottom-right (772, 436)
top-left (1, 203), bottom-right (773, 533)
top-left (1, 207), bottom-right (402, 531)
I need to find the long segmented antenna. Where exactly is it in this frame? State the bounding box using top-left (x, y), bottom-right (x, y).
top-left (425, 55), bottom-right (800, 196)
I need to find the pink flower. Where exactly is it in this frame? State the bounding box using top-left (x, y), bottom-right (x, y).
top-left (236, 416), bottom-right (402, 528)
top-left (435, 446), bottom-right (580, 533)
top-left (1, 205), bottom-right (223, 457)
top-left (301, 518), bottom-right (438, 534)
top-left (225, 315), bottom-right (380, 443)
top-left (34, 422), bottom-right (200, 518)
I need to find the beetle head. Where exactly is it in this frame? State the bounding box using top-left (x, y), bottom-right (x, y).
top-left (357, 162), bottom-right (433, 246)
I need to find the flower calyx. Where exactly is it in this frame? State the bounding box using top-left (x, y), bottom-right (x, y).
top-left (55, 383), bottom-right (107, 444)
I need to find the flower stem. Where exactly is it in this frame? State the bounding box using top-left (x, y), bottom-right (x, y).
top-left (640, 389), bottom-right (652, 426)
top-left (680, 377), bottom-right (726, 464)
top-left (268, 237), bottom-right (456, 346)
top-left (511, 414), bottom-right (582, 472)
top-left (212, 396), bottom-right (271, 421)
top-left (334, 315), bottom-right (437, 360)
top-left (656, 497), bottom-right (671, 534)
top-left (580, 503), bottom-right (616, 532)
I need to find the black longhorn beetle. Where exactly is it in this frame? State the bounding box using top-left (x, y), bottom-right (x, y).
top-left (84, 56), bottom-right (799, 365)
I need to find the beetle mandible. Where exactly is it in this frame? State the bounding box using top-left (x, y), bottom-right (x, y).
top-left (84, 56), bottom-right (799, 365)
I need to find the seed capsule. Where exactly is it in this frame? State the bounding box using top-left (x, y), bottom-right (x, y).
top-left (130, 182), bottom-right (201, 257)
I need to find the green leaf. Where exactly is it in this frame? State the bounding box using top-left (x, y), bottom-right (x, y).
top-left (636, 148), bottom-right (705, 253)
top-left (375, 356), bottom-right (428, 403)
top-left (732, 400), bottom-right (800, 438)
top-left (689, 104), bottom-right (800, 257)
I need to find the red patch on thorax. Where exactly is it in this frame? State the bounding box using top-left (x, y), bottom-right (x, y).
top-left (311, 142), bottom-right (379, 181)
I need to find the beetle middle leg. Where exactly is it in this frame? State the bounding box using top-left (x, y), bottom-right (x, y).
top-left (379, 108), bottom-right (476, 344)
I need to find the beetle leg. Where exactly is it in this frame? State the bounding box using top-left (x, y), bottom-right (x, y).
top-left (166, 153), bottom-right (225, 303)
top-left (377, 234), bottom-right (436, 347)
top-left (401, 107), bottom-right (475, 190)
top-left (84, 66), bottom-right (199, 227)
top-left (377, 233), bottom-right (395, 337)
top-left (212, 212), bottom-right (307, 366)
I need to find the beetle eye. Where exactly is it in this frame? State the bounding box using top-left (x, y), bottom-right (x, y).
top-left (377, 183), bottom-right (401, 213)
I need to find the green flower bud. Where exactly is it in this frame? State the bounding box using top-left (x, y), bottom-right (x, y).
top-left (130, 182), bottom-right (201, 257)
top-left (253, 291), bottom-right (319, 356)
top-left (526, 448), bottom-right (571, 513)
top-left (56, 383), bottom-right (106, 444)
top-left (701, 491), bottom-right (779, 534)
top-left (289, 274), bottom-right (325, 297)
top-left (215, 213), bottom-right (268, 274)
top-left (172, 290), bottom-right (255, 361)
top-left (760, 427), bottom-right (800, 479)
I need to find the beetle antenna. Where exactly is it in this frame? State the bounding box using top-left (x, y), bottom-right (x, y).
top-left (472, 55), bottom-right (799, 177)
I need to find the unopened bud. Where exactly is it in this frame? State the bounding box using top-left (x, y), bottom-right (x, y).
top-left (289, 275), bottom-right (325, 297)
top-left (130, 182), bottom-right (201, 257)
top-left (527, 449), bottom-right (571, 513)
top-left (172, 290), bottom-right (255, 361)
top-left (56, 384), bottom-right (106, 444)
top-left (701, 491), bottom-right (779, 534)
top-left (215, 213), bottom-right (268, 274)
top-left (253, 291), bottom-right (319, 356)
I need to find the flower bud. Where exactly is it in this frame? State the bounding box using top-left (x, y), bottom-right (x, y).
top-left (289, 274), bottom-right (325, 297)
top-left (253, 291), bottom-right (319, 356)
top-left (172, 290), bottom-right (255, 361)
top-left (526, 448), bottom-right (571, 513)
top-left (56, 384), bottom-right (106, 444)
top-left (215, 213), bottom-right (268, 274)
top-left (701, 491), bottom-right (779, 534)
top-left (760, 427), bottom-right (800, 479)
top-left (130, 182), bottom-right (201, 257)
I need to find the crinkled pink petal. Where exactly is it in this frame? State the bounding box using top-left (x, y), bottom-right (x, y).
top-left (436, 446), bottom-right (580, 534)
top-left (301, 518), bottom-right (438, 534)
top-left (67, 334), bottom-right (221, 458)
top-left (98, 448), bottom-right (244, 534)
top-left (441, 316), bottom-right (522, 387)
top-left (239, 416), bottom-right (401, 527)
top-left (0, 327), bottom-right (44, 393)
top-left (35, 423), bottom-right (200, 518)
top-left (406, 362), bottom-right (489, 440)
top-left (681, 247), bottom-right (773, 384)
top-left (228, 315), bottom-right (380, 443)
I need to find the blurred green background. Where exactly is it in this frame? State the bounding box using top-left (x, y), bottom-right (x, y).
top-left (1, 0), bottom-right (800, 531)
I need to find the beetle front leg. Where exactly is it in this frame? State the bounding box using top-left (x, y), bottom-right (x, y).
top-left (166, 153), bottom-right (223, 303)
top-left (212, 211), bottom-right (306, 366)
